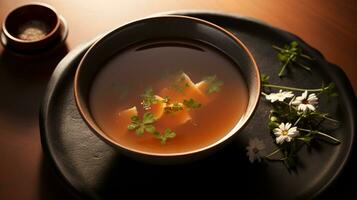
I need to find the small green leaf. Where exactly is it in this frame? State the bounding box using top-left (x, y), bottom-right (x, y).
top-left (268, 121), bottom-right (279, 130)
top-left (127, 123), bottom-right (138, 130)
top-left (143, 112), bottom-right (155, 124)
top-left (164, 128), bottom-right (176, 138)
top-left (145, 125), bottom-right (156, 133)
top-left (160, 138), bottom-right (167, 144)
top-left (261, 74), bottom-right (270, 84)
top-left (136, 126), bottom-right (145, 136)
top-left (130, 115), bottom-right (140, 122)
top-left (277, 53), bottom-right (288, 62)
top-left (290, 41), bottom-right (298, 48)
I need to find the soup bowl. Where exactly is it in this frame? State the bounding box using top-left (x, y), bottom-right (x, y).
top-left (74, 15), bottom-right (260, 164)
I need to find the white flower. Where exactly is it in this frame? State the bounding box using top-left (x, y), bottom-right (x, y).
top-left (291, 90), bottom-right (318, 112)
top-left (246, 137), bottom-right (266, 163)
top-left (273, 122), bottom-right (299, 144)
top-left (265, 90), bottom-right (294, 103)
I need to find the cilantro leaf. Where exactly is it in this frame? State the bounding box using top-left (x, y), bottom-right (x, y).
top-left (142, 112), bottom-right (155, 124)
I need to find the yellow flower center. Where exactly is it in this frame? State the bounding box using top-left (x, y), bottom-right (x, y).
top-left (282, 130), bottom-right (289, 136)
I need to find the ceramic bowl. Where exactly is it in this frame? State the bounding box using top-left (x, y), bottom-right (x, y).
top-left (74, 15), bottom-right (261, 164)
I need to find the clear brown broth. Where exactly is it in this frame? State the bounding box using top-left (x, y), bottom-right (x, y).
top-left (89, 40), bottom-right (248, 154)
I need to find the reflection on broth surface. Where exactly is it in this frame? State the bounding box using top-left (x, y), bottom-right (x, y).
top-left (89, 40), bottom-right (248, 154)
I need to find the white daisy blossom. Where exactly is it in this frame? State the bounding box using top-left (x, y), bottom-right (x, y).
top-left (265, 90), bottom-right (294, 103)
top-left (246, 137), bottom-right (266, 163)
top-left (273, 123), bottom-right (299, 144)
top-left (291, 90), bottom-right (318, 112)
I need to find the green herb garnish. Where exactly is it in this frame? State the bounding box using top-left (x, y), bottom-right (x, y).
top-left (153, 128), bottom-right (176, 144)
top-left (128, 112), bottom-right (156, 135)
top-left (127, 113), bottom-right (176, 144)
top-left (183, 98), bottom-right (201, 110)
top-left (272, 41), bottom-right (314, 77)
top-left (203, 75), bottom-right (224, 94)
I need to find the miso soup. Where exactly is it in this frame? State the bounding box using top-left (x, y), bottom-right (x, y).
top-left (89, 40), bottom-right (248, 154)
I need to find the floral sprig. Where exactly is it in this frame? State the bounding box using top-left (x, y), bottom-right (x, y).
top-left (247, 74), bottom-right (340, 169)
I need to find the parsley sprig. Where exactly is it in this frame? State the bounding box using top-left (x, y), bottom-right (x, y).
top-left (127, 112), bottom-right (176, 144)
top-left (153, 128), bottom-right (176, 144)
top-left (272, 41), bottom-right (313, 77)
top-left (128, 112), bottom-right (156, 135)
top-left (141, 88), bottom-right (169, 110)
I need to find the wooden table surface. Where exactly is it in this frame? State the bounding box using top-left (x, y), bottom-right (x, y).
top-left (0, 0), bottom-right (356, 199)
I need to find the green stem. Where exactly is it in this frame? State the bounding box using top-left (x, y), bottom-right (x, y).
top-left (300, 53), bottom-right (314, 61)
top-left (272, 45), bottom-right (313, 61)
top-left (272, 45), bottom-right (284, 52)
top-left (278, 54), bottom-right (294, 77)
top-left (294, 116), bottom-right (302, 126)
top-left (310, 112), bottom-right (339, 123)
top-left (297, 62), bottom-right (311, 71)
top-left (299, 128), bottom-right (341, 144)
top-left (265, 148), bottom-right (281, 158)
top-left (265, 157), bottom-right (287, 161)
top-left (322, 115), bottom-right (339, 123)
top-left (262, 84), bottom-right (329, 92)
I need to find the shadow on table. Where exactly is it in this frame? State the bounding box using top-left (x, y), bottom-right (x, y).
top-left (0, 44), bottom-right (68, 123)
top-left (38, 154), bottom-right (79, 200)
top-left (317, 137), bottom-right (357, 199)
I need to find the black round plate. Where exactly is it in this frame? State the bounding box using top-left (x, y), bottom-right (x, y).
top-left (40, 12), bottom-right (356, 199)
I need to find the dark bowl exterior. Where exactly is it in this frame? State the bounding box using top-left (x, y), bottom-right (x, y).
top-left (74, 15), bottom-right (261, 164)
